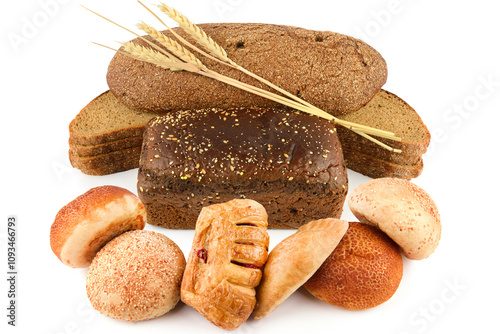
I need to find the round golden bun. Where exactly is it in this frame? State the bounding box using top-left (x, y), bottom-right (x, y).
top-left (50, 185), bottom-right (146, 268)
top-left (348, 177), bottom-right (441, 260)
top-left (303, 222), bottom-right (403, 310)
top-left (86, 230), bottom-right (186, 321)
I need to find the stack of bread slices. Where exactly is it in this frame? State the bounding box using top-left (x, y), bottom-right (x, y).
top-left (68, 91), bottom-right (157, 175)
top-left (69, 90), bottom-right (429, 178)
top-left (68, 23), bottom-right (430, 178)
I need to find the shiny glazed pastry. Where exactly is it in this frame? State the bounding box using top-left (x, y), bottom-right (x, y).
top-left (181, 199), bottom-right (269, 330)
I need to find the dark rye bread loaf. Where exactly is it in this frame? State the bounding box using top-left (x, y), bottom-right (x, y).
top-left (137, 107), bottom-right (348, 229)
top-left (107, 23), bottom-right (387, 116)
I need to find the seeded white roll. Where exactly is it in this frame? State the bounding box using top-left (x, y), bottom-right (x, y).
top-left (86, 230), bottom-right (186, 321)
top-left (50, 185), bottom-right (146, 268)
top-left (348, 177), bottom-right (441, 260)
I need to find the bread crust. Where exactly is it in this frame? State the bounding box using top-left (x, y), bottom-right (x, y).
top-left (303, 222), bottom-right (403, 310)
top-left (107, 23), bottom-right (387, 116)
top-left (86, 230), bottom-right (186, 321)
top-left (348, 178), bottom-right (441, 260)
top-left (253, 218), bottom-right (348, 319)
top-left (50, 185), bottom-right (146, 268)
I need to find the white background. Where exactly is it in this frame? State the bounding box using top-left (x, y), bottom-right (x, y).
top-left (1, 0), bottom-right (499, 333)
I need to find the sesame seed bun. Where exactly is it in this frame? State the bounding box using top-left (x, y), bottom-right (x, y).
top-left (86, 230), bottom-right (186, 321)
top-left (303, 222), bottom-right (403, 310)
top-left (50, 185), bottom-right (146, 268)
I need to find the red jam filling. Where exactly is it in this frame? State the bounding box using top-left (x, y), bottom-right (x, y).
top-left (197, 248), bottom-right (207, 263)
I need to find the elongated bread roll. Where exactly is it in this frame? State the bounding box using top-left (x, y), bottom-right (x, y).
top-left (107, 23), bottom-right (387, 116)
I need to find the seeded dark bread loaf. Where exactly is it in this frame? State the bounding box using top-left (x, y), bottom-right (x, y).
top-left (137, 107), bottom-right (348, 229)
top-left (107, 23), bottom-right (387, 116)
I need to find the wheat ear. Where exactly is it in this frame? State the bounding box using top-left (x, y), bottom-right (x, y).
top-left (136, 22), bottom-right (206, 69)
top-left (156, 2), bottom-right (234, 64)
top-left (120, 42), bottom-right (181, 71)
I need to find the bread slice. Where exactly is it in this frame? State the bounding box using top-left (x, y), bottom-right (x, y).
top-left (69, 136), bottom-right (143, 157)
top-left (337, 90), bottom-right (430, 164)
top-left (69, 147), bottom-right (141, 175)
top-left (69, 91), bottom-right (157, 146)
top-left (343, 147), bottom-right (423, 179)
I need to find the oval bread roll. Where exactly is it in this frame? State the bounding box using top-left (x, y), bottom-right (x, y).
top-left (86, 230), bottom-right (186, 321)
top-left (253, 218), bottom-right (348, 319)
top-left (50, 185), bottom-right (146, 268)
top-left (303, 222), bottom-right (403, 310)
top-left (348, 177), bottom-right (441, 260)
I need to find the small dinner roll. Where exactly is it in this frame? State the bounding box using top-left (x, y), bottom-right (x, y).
top-left (50, 185), bottom-right (146, 268)
top-left (303, 222), bottom-right (403, 310)
top-left (86, 230), bottom-right (186, 322)
top-left (348, 177), bottom-right (441, 260)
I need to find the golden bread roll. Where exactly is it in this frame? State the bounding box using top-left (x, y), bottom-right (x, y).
top-left (86, 230), bottom-right (186, 321)
top-left (303, 222), bottom-right (403, 310)
top-left (348, 177), bottom-right (441, 260)
top-left (253, 218), bottom-right (348, 319)
top-left (50, 185), bottom-right (146, 268)
top-left (181, 199), bottom-right (269, 330)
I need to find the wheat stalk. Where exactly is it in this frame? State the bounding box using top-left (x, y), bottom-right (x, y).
top-left (85, 2), bottom-right (402, 152)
